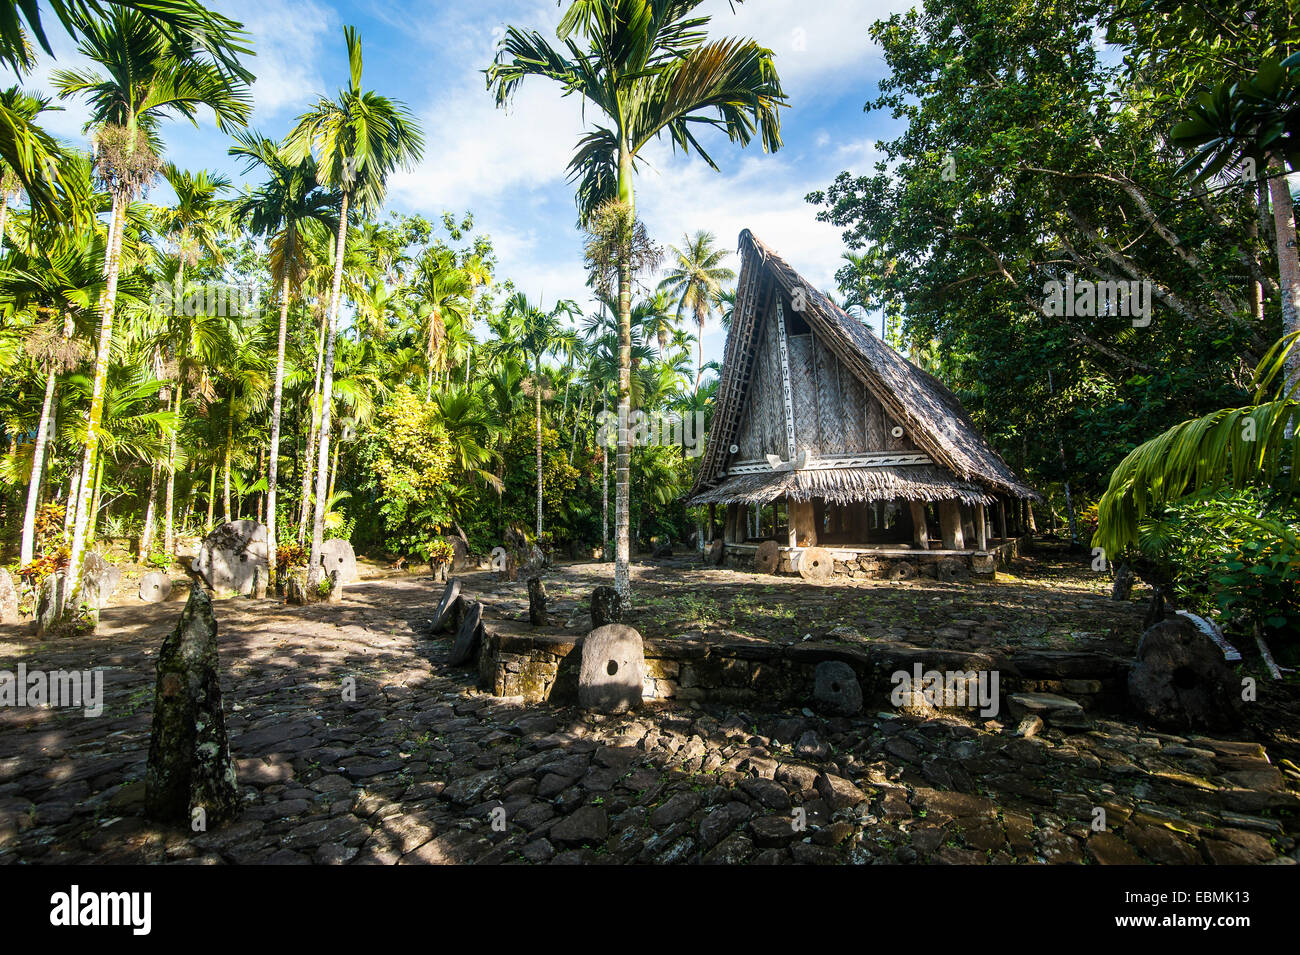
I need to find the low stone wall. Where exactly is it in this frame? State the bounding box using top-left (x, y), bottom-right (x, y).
top-left (722, 536), bottom-right (1031, 580)
top-left (478, 626), bottom-right (1127, 716)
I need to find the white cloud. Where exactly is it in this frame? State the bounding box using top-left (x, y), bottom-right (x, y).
top-left (219, 0), bottom-right (334, 120)
top-left (697, 0), bottom-right (906, 93)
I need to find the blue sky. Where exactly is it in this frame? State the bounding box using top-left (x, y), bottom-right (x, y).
top-left (10, 0), bottom-right (912, 367)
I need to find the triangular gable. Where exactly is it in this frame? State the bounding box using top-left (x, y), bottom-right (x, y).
top-left (692, 231), bottom-right (1035, 500)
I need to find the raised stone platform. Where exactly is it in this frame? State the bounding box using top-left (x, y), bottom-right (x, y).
top-left (478, 624), bottom-right (1127, 718)
top-left (721, 536), bottom-right (1030, 579)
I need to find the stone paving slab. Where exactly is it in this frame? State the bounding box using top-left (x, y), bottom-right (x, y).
top-left (0, 570), bottom-right (1297, 865)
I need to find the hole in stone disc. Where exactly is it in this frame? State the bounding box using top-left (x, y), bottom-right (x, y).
top-left (607, 660), bottom-right (618, 676)
top-left (1172, 666), bottom-right (1198, 690)
top-left (831, 682), bottom-right (840, 692)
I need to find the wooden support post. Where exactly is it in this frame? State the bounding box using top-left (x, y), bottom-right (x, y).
top-left (707, 503), bottom-right (717, 541)
top-left (939, 499), bottom-right (965, 550)
top-left (997, 498), bottom-right (1007, 541)
top-left (725, 503), bottom-right (739, 543)
top-left (975, 503), bottom-right (988, 552)
top-left (787, 496), bottom-right (797, 548)
top-left (961, 505), bottom-right (975, 545)
top-left (909, 501), bottom-right (929, 550)
top-left (790, 499), bottom-right (817, 547)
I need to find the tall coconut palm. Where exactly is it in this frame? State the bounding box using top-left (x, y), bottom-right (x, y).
top-left (497, 292), bottom-right (581, 539)
top-left (0, 229), bottom-right (101, 566)
top-left (282, 25), bottom-right (424, 587)
top-left (230, 129), bottom-right (334, 587)
top-left (51, 8), bottom-right (250, 616)
top-left (659, 230), bottom-right (734, 386)
top-left (0, 86), bottom-right (60, 253)
top-left (152, 162), bottom-right (230, 556)
top-left (488, 0), bottom-right (785, 599)
top-left (459, 251), bottom-right (493, 383)
top-left (409, 248), bottom-right (469, 396)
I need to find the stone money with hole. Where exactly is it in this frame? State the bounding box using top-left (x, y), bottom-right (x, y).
top-left (579, 624), bottom-right (645, 713)
top-left (192, 519), bottom-right (268, 595)
top-left (320, 537), bottom-right (358, 583)
top-left (813, 660), bottom-right (863, 716)
top-left (139, 571), bottom-right (172, 603)
top-left (1128, 616), bottom-right (1241, 731)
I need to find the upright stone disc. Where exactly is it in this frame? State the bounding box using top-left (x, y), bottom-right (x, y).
top-left (431, 578), bottom-right (461, 633)
top-left (890, 560), bottom-right (918, 581)
top-left (319, 537), bottom-right (358, 583)
top-left (448, 600), bottom-right (483, 666)
top-left (707, 538), bottom-right (725, 566)
top-left (754, 540), bottom-right (780, 574)
top-left (797, 546), bottom-right (833, 582)
top-left (139, 572), bottom-right (172, 603)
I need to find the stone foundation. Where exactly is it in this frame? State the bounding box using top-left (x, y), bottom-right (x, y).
top-left (721, 536), bottom-right (1030, 579)
top-left (479, 626), bottom-right (1126, 716)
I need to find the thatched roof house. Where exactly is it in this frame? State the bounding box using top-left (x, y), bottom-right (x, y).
top-left (688, 231), bottom-right (1037, 576)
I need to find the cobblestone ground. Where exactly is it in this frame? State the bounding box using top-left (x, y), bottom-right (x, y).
top-left (1, 564), bottom-right (1298, 865)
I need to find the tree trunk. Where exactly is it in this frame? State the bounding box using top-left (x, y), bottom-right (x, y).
top-left (696, 316), bottom-right (704, 390)
top-left (535, 359), bottom-right (544, 540)
top-left (207, 464), bottom-right (216, 530)
top-left (64, 187), bottom-right (127, 615)
top-left (163, 258), bottom-right (188, 557)
top-left (327, 436), bottom-right (340, 505)
top-left (223, 410), bottom-right (233, 523)
top-left (568, 388), bottom-right (585, 464)
top-left (298, 306), bottom-right (326, 546)
top-left (19, 313), bottom-right (67, 566)
top-left (87, 454), bottom-right (105, 546)
top-left (614, 145), bottom-right (634, 601)
top-left (63, 468), bottom-right (79, 534)
top-left (265, 256), bottom-right (292, 582)
top-left (1267, 154), bottom-right (1299, 401)
top-left (139, 464), bottom-right (158, 561)
top-left (601, 432), bottom-right (609, 559)
top-left (308, 190), bottom-right (349, 588)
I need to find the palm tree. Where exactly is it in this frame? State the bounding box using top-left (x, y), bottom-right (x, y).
top-left (213, 318), bottom-right (270, 523)
top-left (153, 162), bottom-right (230, 555)
top-left (230, 129), bottom-right (334, 587)
top-left (0, 228), bottom-right (102, 566)
top-left (51, 8), bottom-right (250, 616)
top-left (497, 292), bottom-right (580, 538)
top-left (459, 251), bottom-right (493, 383)
top-left (488, 0), bottom-right (785, 599)
top-left (409, 248), bottom-right (469, 395)
top-left (1096, 332), bottom-right (1298, 558)
top-left (1172, 56), bottom-right (1300, 394)
top-left (283, 25), bottom-right (424, 588)
top-left (659, 230), bottom-right (734, 386)
top-left (0, 86), bottom-right (60, 253)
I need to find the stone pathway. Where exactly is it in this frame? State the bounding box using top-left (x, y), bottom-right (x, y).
top-left (1, 570), bottom-right (1297, 865)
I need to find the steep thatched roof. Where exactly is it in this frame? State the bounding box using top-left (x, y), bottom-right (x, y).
top-left (688, 230), bottom-right (1037, 505)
